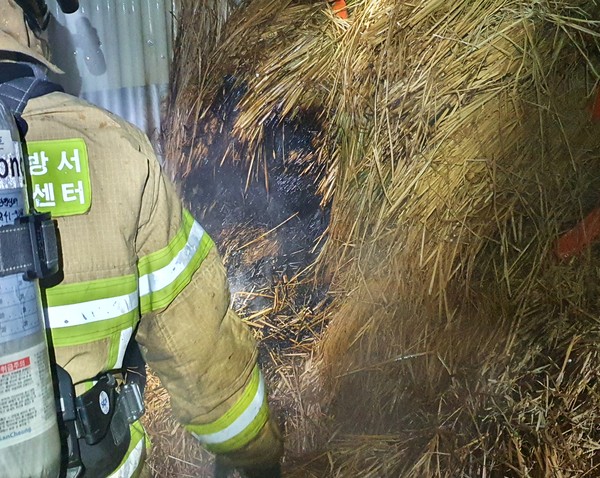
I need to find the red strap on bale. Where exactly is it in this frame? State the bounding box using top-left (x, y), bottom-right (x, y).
top-left (330, 0), bottom-right (348, 19)
top-left (554, 206), bottom-right (600, 260)
top-left (552, 88), bottom-right (600, 261)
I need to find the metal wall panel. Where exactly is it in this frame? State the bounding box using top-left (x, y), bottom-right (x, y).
top-left (46, 0), bottom-right (174, 138)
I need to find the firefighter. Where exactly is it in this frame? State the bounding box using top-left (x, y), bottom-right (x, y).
top-left (0, 0), bottom-right (283, 477)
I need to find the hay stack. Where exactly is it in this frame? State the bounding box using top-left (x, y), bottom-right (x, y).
top-left (162, 0), bottom-right (238, 180)
top-left (163, 0), bottom-right (600, 476)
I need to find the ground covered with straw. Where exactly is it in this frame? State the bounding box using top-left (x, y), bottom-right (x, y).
top-left (156, 0), bottom-right (600, 476)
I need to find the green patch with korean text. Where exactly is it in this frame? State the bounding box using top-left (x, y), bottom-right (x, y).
top-left (27, 139), bottom-right (92, 216)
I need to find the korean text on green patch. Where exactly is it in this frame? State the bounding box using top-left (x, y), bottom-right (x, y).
top-left (27, 139), bottom-right (92, 217)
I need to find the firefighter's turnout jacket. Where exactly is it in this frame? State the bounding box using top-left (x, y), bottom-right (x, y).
top-left (0, 2), bottom-right (283, 476)
top-left (23, 91), bottom-right (281, 475)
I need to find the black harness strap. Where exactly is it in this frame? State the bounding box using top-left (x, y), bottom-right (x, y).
top-left (0, 213), bottom-right (59, 279)
top-left (0, 63), bottom-right (63, 115)
top-left (0, 63), bottom-right (62, 280)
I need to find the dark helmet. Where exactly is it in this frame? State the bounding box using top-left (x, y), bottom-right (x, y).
top-left (14, 0), bottom-right (79, 34)
top-left (0, 0), bottom-right (78, 72)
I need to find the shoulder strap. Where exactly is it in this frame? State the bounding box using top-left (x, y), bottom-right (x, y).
top-left (0, 62), bottom-right (61, 279)
top-left (0, 63), bottom-right (63, 115)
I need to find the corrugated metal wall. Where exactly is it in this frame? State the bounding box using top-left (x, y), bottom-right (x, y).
top-left (46, 0), bottom-right (175, 141)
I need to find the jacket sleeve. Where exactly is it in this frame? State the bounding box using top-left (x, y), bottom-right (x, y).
top-left (133, 153), bottom-right (282, 467)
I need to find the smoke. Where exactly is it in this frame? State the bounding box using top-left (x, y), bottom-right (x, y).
top-left (181, 76), bottom-right (330, 316)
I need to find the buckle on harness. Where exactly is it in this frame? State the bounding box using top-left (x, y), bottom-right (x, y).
top-left (18, 212), bottom-right (59, 279)
top-left (57, 367), bottom-right (145, 477)
top-left (118, 382), bottom-right (145, 424)
top-left (0, 212), bottom-right (59, 280)
top-left (76, 374), bottom-right (119, 446)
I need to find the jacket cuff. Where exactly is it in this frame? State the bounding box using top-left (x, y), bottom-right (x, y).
top-left (185, 365), bottom-right (270, 454)
top-left (218, 415), bottom-right (283, 468)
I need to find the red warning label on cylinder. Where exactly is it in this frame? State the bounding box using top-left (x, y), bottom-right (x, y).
top-left (0, 343), bottom-right (56, 448)
top-left (0, 357), bottom-right (31, 375)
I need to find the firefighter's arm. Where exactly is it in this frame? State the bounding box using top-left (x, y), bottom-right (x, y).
top-left (133, 157), bottom-right (282, 468)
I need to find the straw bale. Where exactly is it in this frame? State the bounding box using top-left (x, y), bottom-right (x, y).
top-left (313, 1), bottom-right (600, 475)
top-left (162, 0), bottom-right (600, 476)
top-left (162, 0), bottom-right (239, 179)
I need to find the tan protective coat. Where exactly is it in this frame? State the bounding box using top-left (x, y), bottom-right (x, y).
top-left (21, 91), bottom-right (281, 468)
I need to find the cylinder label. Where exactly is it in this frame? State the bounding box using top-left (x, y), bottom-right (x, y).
top-left (0, 343), bottom-right (56, 449)
top-left (0, 131), bottom-right (24, 190)
top-left (0, 189), bottom-right (24, 226)
top-left (0, 276), bottom-right (41, 345)
top-left (0, 132), bottom-right (13, 156)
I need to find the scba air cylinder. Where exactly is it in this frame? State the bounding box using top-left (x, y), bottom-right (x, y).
top-left (0, 101), bottom-right (61, 477)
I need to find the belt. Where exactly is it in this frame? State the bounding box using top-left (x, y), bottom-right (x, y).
top-left (56, 366), bottom-right (145, 477)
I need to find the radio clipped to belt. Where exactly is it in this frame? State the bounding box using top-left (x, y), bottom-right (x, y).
top-left (56, 367), bottom-right (145, 478)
